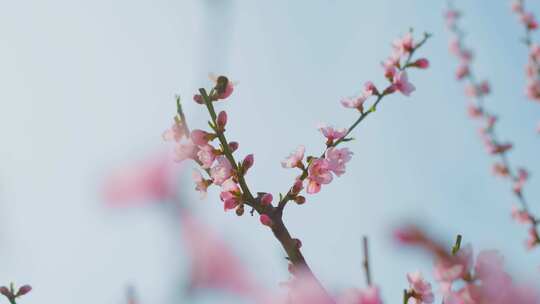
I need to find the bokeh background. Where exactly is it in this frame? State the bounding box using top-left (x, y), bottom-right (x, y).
top-left (1, 0), bottom-right (540, 303)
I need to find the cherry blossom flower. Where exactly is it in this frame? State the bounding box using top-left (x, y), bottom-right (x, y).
top-left (393, 32), bottom-right (415, 56)
top-left (392, 71), bottom-right (416, 96)
top-left (220, 178), bottom-right (241, 210)
top-left (197, 144), bottom-right (218, 169)
top-left (281, 145), bottom-right (305, 168)
top-left (325, 147), bottom-right (353, 176)
top-left (341, 95), bottom-right (368, 111)
top-left (162, 119), bottom-right (186, 142)
top-left (511, 205), bottom-right (533, 224)
top-left (191, 129), bottom-right (213, 146)
top-left (319, 124), bottom-right (347, 143)
top-left (103, 154), bottom-right (177, 206)
top-left (180, 212), bottom-right (258, 296)
top-left (407, 271), bottom-right (435, 304)
top-left (338, 286), bottom-right (382, 304)
top-left (306, 158), bottom-right (333, 194)
top-left (174, 139), bottom-right (199, 162)
top-left (192, 170), bottom-right (210, 198)
top-left (210, 156), bottom-right (233, 185)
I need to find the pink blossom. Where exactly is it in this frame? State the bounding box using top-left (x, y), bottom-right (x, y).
top-left (434, 244), bottom-right (473, 283)
top-left (191, 129), bottom-right (212, 146)
top-left (407, 271), bottom-right (435, 304)
top-left (259, 214), bottom-right (273, 227)
top-left (174, 139), bottom-right (198, 162)
top-left (458, 49), bottom-right (473, 64)
top-left (511, 205), bottom-right (533, 224)
top-left (521, 12), bottom-right (538, 30)
top-left (179, 212), bottom-right (258, 296)
top-left (456, 65), bottom-right (470, 80)
top-left (338, 286), bottom-right (382, 304)
top-left (392, 71), bottom-right (416, 96)
top-left (530, 44), bottom-right (540, 61)
top-left (486, 142), bottom-right (513, 155)
top-left (448, 38), bottom-right (461, 56)
top-left (479, 81), bottom-right (490, 95)
top-left (445, 9), bottom-right (460, 27)
top-left (220, 178), bottom-right (241, 210)
top-left (341, 95), bottom-right (368, 111)
top-left (467, 104), bottom-right (483, 118)
top-left (306, 158), bottom-right (333, 194)
top-left (492, 163), bottom-right (510, 177)
top-left (474, 250), bottom-right (505, 280)
top-left (210, 156), bottom-right (233, 185)
top-left (325, 147), bottom-right (353, 176)
top-left (464, 84), bottom-right (478, 98)
top-left (393, 32), bottom-right (414, 56)
top-left (526, 228), bottom-right (539, 249)
top-left (281, 145), bottom-right (305, 168)
top-left (192, 169), bottom-right (210, 198)
top-left (511, 0), bottom-right (523, 13)
top-left (197, 144), bottom-right (217, 169)
top-left (319, 124), bottom-right (347, 142)
top-left (525, 80), bottom-right (540, 100)
top-left (162, 119), bottom-right (186, 142)
top-left (364, 81), bottom-right (379, 96)
top-left (103, 154), bottom-right (177, 206)
top-left (513, 168), bottom-right (529, 194)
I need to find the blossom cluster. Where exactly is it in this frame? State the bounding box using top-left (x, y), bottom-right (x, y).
top-left (445, 6), bottom-right (540, 250)
top-left (396, 226), bottom-right (539, 304)
top-left (511, 0), bottom-right (540, 133)
top-left (162, 32), bottom-right (430, 230)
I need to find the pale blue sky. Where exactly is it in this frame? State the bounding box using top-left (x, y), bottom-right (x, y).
top-left (1, 1), bottom-right (540, 303)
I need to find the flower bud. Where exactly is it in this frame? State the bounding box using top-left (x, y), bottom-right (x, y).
top-left (0, 287), bottom-right (11, 298)
top-left (217, 111), bottom-right (228, 130)
top-left (294, 195), bottom-right (306, 205)
top-left (193, 94), bottom-right (204, 104)
top-left (293, 238), bottom-right (302, 249)
top-left (242, 154), bottom-right (254, 172)
top-left (413, 58), bottom-right (429, 69)
top-left (261, 193), bottom-right (273, 206)
top-left (364, 81), bottom-right (379, 95)
top-left (228, 141), bottom-right (239, 152)
top-left (16, 285), bottom-right (32, 297)
top-left (260, 214), bottom-right (273, 227)
top-left (291, 179), bottom-right (304, 195)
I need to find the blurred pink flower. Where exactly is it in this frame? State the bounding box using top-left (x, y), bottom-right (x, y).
top-left (393, 71), bottom-right (416, 96)
top-left (281, 145), bottom-right (305, 169)
top-left (306, 158), bottom-right (333, 194)
top-left (103, 154), bottom-right (177, 206)
top-left (407, 271), bottom-right (434, 304)
top-left (180, 212), bottom-right (258, 296)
